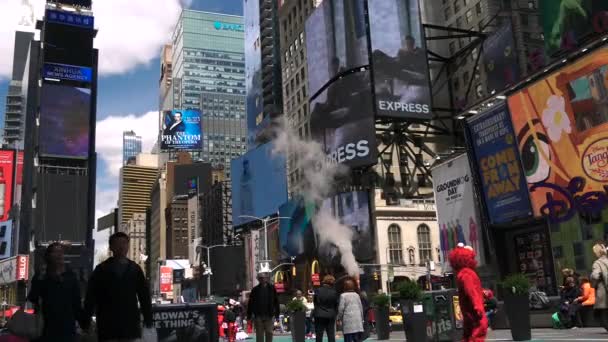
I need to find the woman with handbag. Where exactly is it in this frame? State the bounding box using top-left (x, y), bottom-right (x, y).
top-left (26, 242), bottom-right (85, 341)
top-left (591, 243), bottom-right (608, 332)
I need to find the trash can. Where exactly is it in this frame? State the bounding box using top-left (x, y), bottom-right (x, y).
top-left (422, 290), bottom-right (463, 342)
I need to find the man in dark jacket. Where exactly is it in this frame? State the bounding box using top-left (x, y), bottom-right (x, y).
top-left (313, 275), bottom-right (339, 342)
top-left (247, 272), bottom-right (280, 342)
top-left (83, 232), bottom-right (153, 341)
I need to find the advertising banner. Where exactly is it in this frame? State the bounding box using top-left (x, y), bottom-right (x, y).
top-left (0, 255), bottom-right (29, 285)
top-left (368, 0), bottom-right (432, 119)
top-left (0, 151), bottom-right (14, 222)
top-left (39, 84), bottom-right (90, 158)
top-left (279, 199), bottom-right (316, 258)
top-left (482, 22), bottom-right (520, 95)
top-left (467, 104), bottom-right (532, 224)
top-left (187, 196), bottom-right (199, 262)
top-left (231, 142), bottom-right (288, 226)
top-left (160, 266), bottom-right (173, 294)
top-left (15, 152), bottom-right (22, 207)
top-left (507, 47), bottom-right (608, 221)
top-left (43, 63), bottom-right (92, 83)
top-left (245, 0), bottom-right (264, 148)
top-left (319, 191), bottom-right (375, 263)
top-left (541, 1), bottom-right (608, 56)
top-left (310, 70), bottom-right (378, 168)
top-left (249, 229), bottom-right (260, 287)
top-left (161, 110), bottom-right (202, 151)
top-left (431, 154), bottom-right (483, 266)
top-left (305, 0), bottom-right (368, 98)
top-left (0, 221), bottom-right (12, 259)
top-left (152, 303), bottom-right (218, 342)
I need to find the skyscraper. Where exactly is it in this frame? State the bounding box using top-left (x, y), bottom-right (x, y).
top-left (123, 130), bottom-right (142, 165)
top-left (4, 31), bottom-right (34, 147)
top-left (169, 10), bottom-right (247, 175)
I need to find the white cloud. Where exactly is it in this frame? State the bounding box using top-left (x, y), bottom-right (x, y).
top-left (95, 110), bottom-right (159, 177)
top-left (0, 0), bottom-right (183, 79)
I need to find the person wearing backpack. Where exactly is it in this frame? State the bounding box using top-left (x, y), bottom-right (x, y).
top-left (591, 243), bottom-right (608, 332)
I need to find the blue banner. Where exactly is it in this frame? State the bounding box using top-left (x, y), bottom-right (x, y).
top-left (160, 109), bottom-right (202, 151)
top-left (46, 9), bottom-right (94, 29)
top-left (467, 104), bottom-right (532, 224)
top-left (43, 63), bottom-right (92, 83)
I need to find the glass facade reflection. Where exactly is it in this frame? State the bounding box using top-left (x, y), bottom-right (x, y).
top-left (172, 10), bottom-right (247, 173)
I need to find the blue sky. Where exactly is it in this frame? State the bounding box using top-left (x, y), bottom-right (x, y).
top-left (0, 0), bottom-right (243, 257)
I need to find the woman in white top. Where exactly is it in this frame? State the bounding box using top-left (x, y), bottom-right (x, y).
top-left (338, 278), bottom-right (364, 342)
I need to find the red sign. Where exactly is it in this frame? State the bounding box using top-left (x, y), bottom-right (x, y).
top-left (311, 273), bottom-right (320, 287)
top-left (160, 266), bottom-right (173, 293)
top-left (0, 151), bottom-right (14, 221)
top-left (16, 255), bottom-right (28, 281)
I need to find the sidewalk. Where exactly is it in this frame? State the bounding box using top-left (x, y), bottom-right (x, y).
top-left (264, 328), bottom-right (608, 341)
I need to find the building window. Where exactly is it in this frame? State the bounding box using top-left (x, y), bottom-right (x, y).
top-left (449, 41), bottom-right (456, 55)
top-left (388, 224), bottom-right (403, 265)
top-left (456, 17), bottom-right (463, 28)
top-left (528, 0), bottom-right (536, 9)
top-left (521, 14), bottom-right (529, 26)
top-left (465, 10), bottom-right (473, 24)
top-left (454, 0), bottom-right (461, 13)
top-left (475, 2), bottom-right (482, 15)
top-left (444, 8), bottom-right (450, 21)
top-left (417, 224), bottom-right (432, 264)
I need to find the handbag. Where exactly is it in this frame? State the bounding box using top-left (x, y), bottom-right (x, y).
top-left (6, 307), bottom-right (43, 340)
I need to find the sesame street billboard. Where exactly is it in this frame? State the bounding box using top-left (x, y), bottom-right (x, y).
top-left (507, 46), bottom-right (608, 222)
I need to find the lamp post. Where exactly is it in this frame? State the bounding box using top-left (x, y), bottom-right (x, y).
top-left (197, 244), bottom-right (226, 297)
top-left (238, 214), bottom-right (290, 262)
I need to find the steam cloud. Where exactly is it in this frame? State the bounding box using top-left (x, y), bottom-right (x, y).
top-left (272, 118), bottom-right (360, 276)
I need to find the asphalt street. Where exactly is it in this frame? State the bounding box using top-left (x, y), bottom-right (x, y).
top-left (264, 328), bottom-right (608, 341)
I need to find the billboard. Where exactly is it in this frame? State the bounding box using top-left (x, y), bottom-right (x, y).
top-left (279, 199), bottom-right (316, 258)
top-left (0, 151), bottom-right (14, 222)
top-left (305, 0), bottom-right (369, 97)
top-left (39, 84), bottom-right (90, 158)
top-left (0, 221), bottom-right (12, 259)
top-left (482, 22), bottom-right (521, 95)
top-left (245, 0), bottom-right (264, 148)
top-left (152, 303), bottom-right (218, 342)
top-left (432, 154), bottom-right (484, 266)
top-left (507, 47), bottom-right (608, 220)
top-left (0, 255), bottom-right (29, 285)
top-left (45, 9), bottom-right (94, 29)
top-left (318, 191), bottom-right (374, 263)
top-left (160, 110), bottom-right (202, 151)
top-left (541, 1), bottom-right (608, 56)
top-left (160, 266), bottom-right (173, 294)
top-left (231, 142), bottom-right (288, 226)
top-left (368, 0), bottom-right (432, 119)
top-left (467, 104), bottom-right (533, 224)
top-left (43, 63), bottom-right (92, 83)
top-left (310, 70), bottom-right (377, 168)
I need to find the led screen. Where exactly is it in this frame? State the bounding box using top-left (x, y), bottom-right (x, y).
top-left (39, 84), bottom-right (90, 158)
top-left (160, 109), bottom-right (202, 151)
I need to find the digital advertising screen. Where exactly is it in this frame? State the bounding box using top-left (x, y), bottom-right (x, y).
top-left (467, 104), bottom-right (532, 224)
top-left (368, 0), bottom-right (432, 120)
top-left (160, 109), bottom-right (202, 151)
top-left (305, 0), bottom-right (368, 98)
top-left (231, 142), bottom-right (288, 227)
top-left (245, 0), bottom-right (264, 149)
top-left (318, 191), bottom-right (374, 264)
top-left (39, 84), bottom-right (90, 158)
top-left (482, 22), bottom-right (521, 95)
top-left (310, 70), bottom-right (377, 168)
top-left (541, 1), bottom-right (608, 56)
top-left (507, 46), bottom-right (608, 219)
top-left (0, 151), bottom-right (14, 223)
top-left (43, 63), bottom-right (92, 83)
top-left (278, 198), bottom-right (316, 258)
top-left (152, 304), bottom-right (218, 342)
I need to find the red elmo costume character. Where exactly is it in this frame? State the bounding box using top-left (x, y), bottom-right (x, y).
top-left (449, 245), bottom-right (487, 342)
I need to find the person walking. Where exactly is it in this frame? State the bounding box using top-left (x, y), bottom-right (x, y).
top-left (314, 275), bottom-right (339, 342)
top-left (26, 242), bottom-right (85, 341)
top-left (337, 278), bottom-right (364, 342)
top-left (247, 272), bottom-right (280, 342)
top-left (83, 232), bottom-right (153, 342)
top-left (591, 243), bottom-right (608, 331)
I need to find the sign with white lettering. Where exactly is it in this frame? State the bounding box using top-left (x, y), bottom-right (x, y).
top-left (0, 255), bottom-right (28, 285)
top-left (152, 303), bottom-right (218, 342)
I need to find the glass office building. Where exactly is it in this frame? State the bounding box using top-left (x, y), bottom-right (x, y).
top-left (171, 10), bottom-right (247, 175)
top-left (123, 130), bottom-right (142, 165)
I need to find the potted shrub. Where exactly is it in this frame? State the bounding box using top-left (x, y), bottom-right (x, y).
top-left (501, 274), bottom-right (531, 341)
top-left (287, 299), bottom-right (307, 342)
top-left (397, 281), bottom-right (426, 342)
top-left (372, 293), bottom-right (391, 340)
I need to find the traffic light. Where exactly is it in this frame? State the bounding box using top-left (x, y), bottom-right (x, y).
top-left (373, 272), bottom-right (379, 281)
